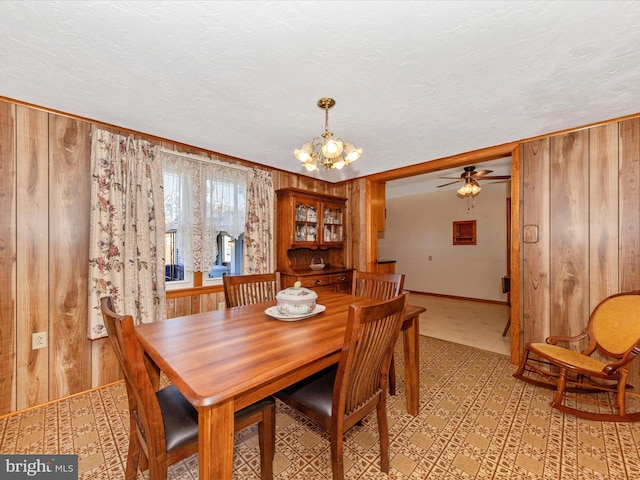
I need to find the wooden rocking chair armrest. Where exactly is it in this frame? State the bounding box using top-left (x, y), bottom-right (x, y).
top-left (546, 330), bottom-right (588, 345)
top-left (602, 345), bottom-right (640, 375)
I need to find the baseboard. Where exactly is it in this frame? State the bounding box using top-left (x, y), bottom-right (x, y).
top-left (406, 290), bottom-right (509, 306)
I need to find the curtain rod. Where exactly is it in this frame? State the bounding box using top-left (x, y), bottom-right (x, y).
top-left (159, 147), bottom-right (251, 172)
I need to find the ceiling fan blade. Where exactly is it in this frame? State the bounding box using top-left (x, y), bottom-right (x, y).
top-left (471, 169), bottom-right (493, 178)
top-left (436, 180), bottom-right (461, 188)
top-left (479, 175), bottom-right (511, 180)
top-left (438, 176), bottom-right (464, 180)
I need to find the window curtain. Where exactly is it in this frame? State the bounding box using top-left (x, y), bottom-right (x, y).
top-left (161, 150), bottom-right (247, 273)
top-left (88, 129), bottom-right (166, 339)
top-left (243, 168), bottom-right (274, 274)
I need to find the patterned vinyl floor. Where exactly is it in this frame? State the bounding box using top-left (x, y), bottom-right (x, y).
top-left (2, 335), bottom-right (640, 479)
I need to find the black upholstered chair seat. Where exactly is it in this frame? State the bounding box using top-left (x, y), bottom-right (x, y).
top-left (277, 366), bottom-right (337, 419)
top-left (157, 386), bottom-right (198, 452)
top-left (159, 386), bottom-right (276, 453)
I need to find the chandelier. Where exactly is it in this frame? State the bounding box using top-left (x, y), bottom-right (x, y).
top-left (456, 178), bottom-right (481, 197)
top-left (294, 97), bottom-right (362, 171)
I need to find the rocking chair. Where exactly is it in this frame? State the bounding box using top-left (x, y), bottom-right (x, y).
top-left (513, 291), bottom-right (640, 422)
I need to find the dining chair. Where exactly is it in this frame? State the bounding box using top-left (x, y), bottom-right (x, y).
top-left (223, 272), bottom-right (281, 308)
top-left (513, 290), bottom-right (640, 422)
top-left (351, 270), bottom-right (405, 395)
top-left (275, 293), bottom-right (408, 480)
top-left (100, 296), bottom-right (276, 480)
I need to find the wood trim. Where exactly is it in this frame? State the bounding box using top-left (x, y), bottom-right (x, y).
top-left (408, 291), bottom-right (509, 306)
top-left (166, 284), bottom-right (224, 299)
top-left (367, 142), bottom-right (519, 183)
top-left (509, 145), bottom-right (521, 364)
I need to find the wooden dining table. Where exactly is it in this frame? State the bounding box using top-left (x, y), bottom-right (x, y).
top-left (136, 291), bottom-right (425, 480)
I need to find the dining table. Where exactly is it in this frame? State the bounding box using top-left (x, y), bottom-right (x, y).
top-left (136, 291), bottom-right (426, 480)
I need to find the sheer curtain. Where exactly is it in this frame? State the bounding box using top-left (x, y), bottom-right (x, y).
top-left (243, 168), bottom-right (274, 274)
top-left (161, 150), bottom-right (248, 274)
top-left (88, 129), bottom-right (165, 339)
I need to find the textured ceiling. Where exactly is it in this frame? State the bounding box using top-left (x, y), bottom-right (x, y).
top-left (1, 1), bottom-right (639, 183)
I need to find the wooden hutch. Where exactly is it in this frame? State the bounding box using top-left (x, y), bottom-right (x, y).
top-left (276, 188), bottom-right (353, 293)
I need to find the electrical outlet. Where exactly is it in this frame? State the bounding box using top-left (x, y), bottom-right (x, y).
top-left (32, 332), bottom-right (47, 350)
top-left (218, 302), bottom-right (226, 310)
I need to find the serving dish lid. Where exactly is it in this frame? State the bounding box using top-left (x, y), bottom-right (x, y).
top-left (276, 282), bottom-right (318, 301)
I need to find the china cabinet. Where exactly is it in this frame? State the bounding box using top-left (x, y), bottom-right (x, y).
top-left (276, 188), bottom-right (353, 293)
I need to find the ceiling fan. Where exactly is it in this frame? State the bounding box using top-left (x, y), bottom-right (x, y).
top-left (436, 165), bottom-right (511, 190)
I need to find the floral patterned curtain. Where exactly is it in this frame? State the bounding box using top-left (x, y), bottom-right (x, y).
top-left (88, 129), bottom-right (165, 339)
top-left (243, 168), bottom-right (274, 274)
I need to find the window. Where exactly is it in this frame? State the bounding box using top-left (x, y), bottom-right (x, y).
top-left (161, 150), bottom-right (248, 287)
top-left (208, 232), bottom-right (244, 278)
top-left (164, 230), bottom-right (184, 281)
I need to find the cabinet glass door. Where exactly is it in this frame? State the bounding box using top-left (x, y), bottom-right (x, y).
top-left (294, 200), bottom-right (320, 243)
top-left (322, 203), bottom-right (343, 243)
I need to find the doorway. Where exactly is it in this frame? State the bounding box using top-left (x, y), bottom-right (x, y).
top-left (368, 146), bottom-right (520, 363)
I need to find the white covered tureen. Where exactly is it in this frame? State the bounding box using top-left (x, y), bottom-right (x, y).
top-left (276, 281), bottom-right (318, 315)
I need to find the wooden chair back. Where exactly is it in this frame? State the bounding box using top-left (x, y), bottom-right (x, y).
top-left (100, 296), bottom-right (198, 479)
top-left (351, 270), bottom-right (405, 300)
top-left (351, 270), bottom-right (405, 395)
top-left (275, 293), bottom-right (408, 479)
top-left (589, 292), bottom-right (640, 358)
top-left (336, 294), bottom-right (408, 424)
top-left (223, 272), bottom-right (281, 308)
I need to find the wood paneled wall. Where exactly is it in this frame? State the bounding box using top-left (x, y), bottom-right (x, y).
top-left (521, 118), bottom-right (640, 386)
top-left (0, 98), bottom-right (356, 414)
top-left (2, 94), bottom-right (639, 414)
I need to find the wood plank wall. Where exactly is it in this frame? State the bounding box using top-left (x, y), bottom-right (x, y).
top-left (521, 118), bottom-right (640, 387)
top-left (0, 98), bottom-right (356, 414)
top-left (0, 101), bottom-right (16, 413)
top-left (2, 94), bottom-right (639, 413)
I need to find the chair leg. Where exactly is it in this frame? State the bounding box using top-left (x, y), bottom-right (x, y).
top-left (513, 348), bottom-right (530, 379)
top-left (550, 368), bottom-right (567, 409)
top-left (388, 355), bottom-right (397, 396)
top-left (125, 426), bottom-right (141, 480)
top-left (258, 403), bottom-right (275, 480)
top-left (502, 318), bottom-right (511, 337)
top-left (147, 454), bottom-right (168, 480)
top-left (617, 369), bottom-right (628, 417)
top-left (330, 427), bottom-right (345, 480)
top-left (376, 397), bottom-right (390, 474)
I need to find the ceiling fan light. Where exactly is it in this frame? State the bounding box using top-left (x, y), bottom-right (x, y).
top-left (471, 184), bottom-right (481, 195)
